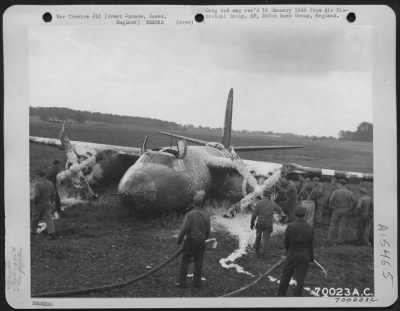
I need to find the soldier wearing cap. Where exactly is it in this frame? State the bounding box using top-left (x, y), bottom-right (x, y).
top-left (356, 187), bottom-right (373, 246)
top-left (176, 190), bottom-right (211, 288)
top-left (327, 178), bottom-right (356, 244)
top-left (31, 170), bottom-right (57, 240)
top-left (250, 188), bottom-right (283, 258)
top-left (277, 207), bottom-right (314, 296)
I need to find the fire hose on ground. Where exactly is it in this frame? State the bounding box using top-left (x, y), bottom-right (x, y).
top-left (220, 258), bottom-right (285, 297)
top-left (32, 238), bottom-right (217, 298)
top-left (220, 258), bottom-right (328, 297)
top-left (32, 237), bottom-right (328, 298)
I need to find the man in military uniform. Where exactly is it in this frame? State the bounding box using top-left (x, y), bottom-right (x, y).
top-left (31, 171), bottom-right (57, 240)
top-left (327, 179), bottom-right (356, 244)
top-left (356, 187), bottom-right (373, 246)
top-left (176, 190), bottom-right (211, 288)
top-left (297, 180), bottom-right (319, 225)
top-left (312, 177), bottom-right (324, 224)
top-left (277, 207), bottom-right (314, 296)
top-left (325, 177), bottom-right (339, 224)
top-left (250, 188), bottom-right (283, 258)
top-left (276, 178), bottom-right (297, 222)
top-left (46, 159), bottom-right (62, 216)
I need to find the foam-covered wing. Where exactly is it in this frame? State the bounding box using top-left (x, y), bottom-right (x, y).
top-left (206, 157), bottom-right (373, 183)
top-left (206, 157), bottom-right (281, 175)
top-left (30, 136), bottom-right (62, 148)
top-left (29, 136), bottom-right (142, 157)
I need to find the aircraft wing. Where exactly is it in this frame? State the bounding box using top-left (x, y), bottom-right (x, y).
top-left (283, 162), bottom-right (373, 183)
top-left (206, 156), bottom-right (373, 183)
top-left (29, 136), bottom-right (142, 156)
top-left (30, 136), bottom-right (63, 148)
top-left (160, 131), bottom-right (302, 151)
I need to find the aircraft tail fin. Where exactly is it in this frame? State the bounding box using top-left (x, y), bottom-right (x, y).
top-left (221, 88), bottom-right (233, 148)
top-left (162, 88), bottom-right (303, 153)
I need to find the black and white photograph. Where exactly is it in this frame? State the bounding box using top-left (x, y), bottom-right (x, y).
top-left (4, 4), bottom-right (397, 308)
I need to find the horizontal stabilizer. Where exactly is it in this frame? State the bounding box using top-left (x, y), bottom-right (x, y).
top-left (159, 131), bottom-right (208, 146)
top-left (234, 145), bottom-right (303, 152)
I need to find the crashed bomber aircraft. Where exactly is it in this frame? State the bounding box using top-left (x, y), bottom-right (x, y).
top-left (30, 89), bottom-right (373, 213)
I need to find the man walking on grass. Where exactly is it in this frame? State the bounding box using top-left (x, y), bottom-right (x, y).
top-left (176, 190), bottom-right (210, 288)
top-left (250, 188), bottom-right (282, 259)
top-left (277, 207), bottom-right (314, 296)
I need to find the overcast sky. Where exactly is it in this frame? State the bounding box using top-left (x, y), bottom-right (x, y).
top-left (28, 24), bottom-right (372, 137)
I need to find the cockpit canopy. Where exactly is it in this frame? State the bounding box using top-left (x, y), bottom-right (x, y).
top-left (138, 152), bottom-right (175, 166)
top-left (142, 136), bottom-right (187, 159)
top-left (137, 151), bottom-right (186, 172)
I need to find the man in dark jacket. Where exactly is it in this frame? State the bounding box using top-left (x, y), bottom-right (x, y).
top-left (46, 160), bottom-right (62, 216)
top-left (277, 207), bottom-right (314, 296)
top-left (176, 190), bottom-right (211, 288)
top-left (250, 188), bottom-right (282, 258)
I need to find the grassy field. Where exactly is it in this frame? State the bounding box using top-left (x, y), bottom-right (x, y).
top-left (30, 119), bottom-right (373, 299)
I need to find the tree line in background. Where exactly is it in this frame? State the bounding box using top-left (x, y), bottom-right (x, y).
top-left (338, 122), bottom-right (373, 142)
top-left (30, 107), bottom-right (182, 130)
top-left (30, 107), bottom-right (373, 142)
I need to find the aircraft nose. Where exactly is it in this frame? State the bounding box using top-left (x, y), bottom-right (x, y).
top-left (118, 163), bottom-right (192, 213)
top-left (118, 170), bottom-right (157, 208)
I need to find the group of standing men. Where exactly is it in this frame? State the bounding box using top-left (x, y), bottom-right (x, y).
top-left (271, 175), bottom-right (373, 246)
top-left (249, 175), bottom-right (373, 296)
top-left (327, 178), bottom-right (373, 246)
